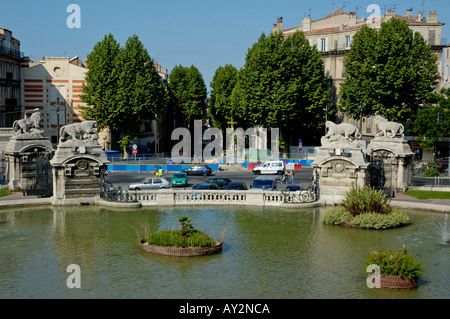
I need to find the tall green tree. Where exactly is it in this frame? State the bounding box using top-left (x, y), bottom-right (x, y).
top-left (81, 33), bottom-right (121, 128)
top-left (209, 64), bottom-right (239, 129)
top-left (168, 65), bottom-right (207, 129)
top-left (81, 34), bottom-right (167, 156)
top-left (339, 17), bottom-right (440, 122)
top-left (235, 31), bottom-right (330, 148)
top-left (411, 88), bottom-right (450, 150)
top-left (114, 35), bottom-right (167, 154)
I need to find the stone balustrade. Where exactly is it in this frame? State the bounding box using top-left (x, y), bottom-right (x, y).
top-left (103, 188), bottom-right (319, 207)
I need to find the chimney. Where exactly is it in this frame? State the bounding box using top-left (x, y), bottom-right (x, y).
top-left (416, 11), bottom-right (423, 22)
top-left (272, 17), bottom-right (284, 33)
top-left (407, 8), bottom-right (413, 17)
top-left (349, 12), bottom-right (357, 26)
top-left (427, 10), bottom-right (438, 23)
top-left (302, 16), bottom-right (311, 31)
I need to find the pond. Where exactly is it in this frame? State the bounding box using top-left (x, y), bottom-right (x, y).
top-left (0, 205), bottom-right (448, 299)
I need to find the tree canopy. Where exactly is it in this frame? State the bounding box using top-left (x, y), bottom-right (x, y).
top-left (208, 64), bottom-right (239, 129)
top-left (233, 31), bottom-right (330, 148)
top-left (168, 65), bottom-right (207, 129)
top-left (411, 88), bottom-right (450, 150)
top-left (338, 17), bottom-right (440, 122)
top-left (81, 34), bottom-right (167, 154)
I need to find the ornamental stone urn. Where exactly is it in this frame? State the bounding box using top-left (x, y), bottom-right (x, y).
top-left (50, 121), bottom-right (110, 205)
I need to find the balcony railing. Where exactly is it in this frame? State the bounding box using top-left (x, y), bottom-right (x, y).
top-left (0, 46), bottom-right (24, 58)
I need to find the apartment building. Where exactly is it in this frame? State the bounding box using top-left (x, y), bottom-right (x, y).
top-left (0, 28), bottom-right (22, 128)
top-left (272, 8), bottom-right (448, 140)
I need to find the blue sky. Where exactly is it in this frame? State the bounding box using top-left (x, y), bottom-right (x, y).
top-left (1, 0), bottom-right (449, 93)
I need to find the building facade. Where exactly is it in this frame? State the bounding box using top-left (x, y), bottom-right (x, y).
top-left (272, 8), bottom-right (448, 140)
top-left (0, 28), bottom-right (22, 128)
top-left (21, 56), bottom-right (88, 145)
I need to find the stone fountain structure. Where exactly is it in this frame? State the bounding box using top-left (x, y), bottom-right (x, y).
top-left (365, 116), bottom-right (414, 193)
top-left (312, 121), bottom-right (368, 204)
top-left (50, 121), bottom-right (110, 205)
top-left (4, 111), bottom-right (54, 191)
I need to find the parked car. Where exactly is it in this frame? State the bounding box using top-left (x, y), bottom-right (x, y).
top-left (181, 165), bottom-right (212, 176)
top-left (225, 182), bottom-right (248, 190)
top-left (203, 177), bottom-right (232, 189)
top-left (252, 161), bottom-right (284, 175)
top-left (192, 183), bottom-right (220, 190)
top-left (251, 176), bottom-right (278, 191)
top-left (170, 172), bottom-right (188, 187)
top-left (128, 177), bottom-right (171, 190)
top-left (285, 185), bottom-right (302, 192)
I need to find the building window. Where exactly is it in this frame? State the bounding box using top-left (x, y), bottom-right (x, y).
top-left (366, 116), bottom-right (372, 134)
top-left (319, 38), bottom-right (328, 52)
top-left (345, 35), bottom-right (352, 49)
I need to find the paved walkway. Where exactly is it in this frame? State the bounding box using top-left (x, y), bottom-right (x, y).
top-left (391, 193), bottom-right (450, 213)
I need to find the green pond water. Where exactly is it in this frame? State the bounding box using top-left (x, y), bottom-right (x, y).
top-left (0, 205), bottom-right (448, 299)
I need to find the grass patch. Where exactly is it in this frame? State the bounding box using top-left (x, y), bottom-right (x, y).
top-left (0, 189), bottom-right (13, 197)
top-left (405, 190), bottom-right (450, 200)
top-left (135, 216), bottom-right (223, 248)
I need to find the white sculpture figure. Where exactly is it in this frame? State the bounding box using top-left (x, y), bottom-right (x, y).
top-left (59, 120), bottom-right (98, 144)
top-left (321, 121), bottom-right (362, 146)
top-left (374, 116), bottom-right (404, 138)
top-left (324, 121), bottom-right (361, 140)
top-left (12, 112), bottom-right (44, 137)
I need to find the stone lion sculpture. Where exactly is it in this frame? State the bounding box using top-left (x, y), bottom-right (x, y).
top-left (13, 112), bottom-right (43, 136)
top-left (59, 120), bottom-right (98, 143)
top-left (324, 121), bottom-right (362, 140)
top-left (374, 116), bottom-right (404, 138)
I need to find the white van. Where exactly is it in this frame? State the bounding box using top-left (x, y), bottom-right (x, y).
top-left (252, 160), bottom-right (284, 175)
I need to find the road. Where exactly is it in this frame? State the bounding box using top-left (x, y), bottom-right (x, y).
top-left (107, 165), bottom-right (315, 191)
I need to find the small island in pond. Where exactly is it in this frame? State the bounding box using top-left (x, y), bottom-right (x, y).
top-left (139, 216), bottom-right (224, 256)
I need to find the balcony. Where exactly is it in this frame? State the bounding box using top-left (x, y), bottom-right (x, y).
top-left (0, 46), bottom-right (24, 59)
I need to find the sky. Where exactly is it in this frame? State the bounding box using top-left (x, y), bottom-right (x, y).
top-left (1, 0), bottom-right (449, 94)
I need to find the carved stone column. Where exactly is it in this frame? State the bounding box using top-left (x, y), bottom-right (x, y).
top-left (50, 121), bottom-right (110, 205)
top-left (312, 122), bottom-right (368, 204)
top-left (366, 117), bottom-right (413, 193)
top-left (4, 112), bottom-right (54, 191)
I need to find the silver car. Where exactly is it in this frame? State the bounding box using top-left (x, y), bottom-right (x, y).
top-left (128, 177), bottom-right (171, 190)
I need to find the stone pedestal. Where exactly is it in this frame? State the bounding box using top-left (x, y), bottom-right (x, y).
top-left (4, 135), bottom-right (54, 191)
top-left (366, 137), bottom-right (414, 193)
top-left (312, 123), bottom-right (368, 204)
top-left (50, 125), bottom-right (110, 205)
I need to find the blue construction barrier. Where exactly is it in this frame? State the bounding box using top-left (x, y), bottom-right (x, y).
top-left (108, 163), bottom-right (220, 173)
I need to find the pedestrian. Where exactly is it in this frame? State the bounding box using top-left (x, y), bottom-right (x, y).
top-left (153, 167), bottom-right (157, 177)
top-left (158, 167), bottom-right (163, 177)
top-left (288, 170), bottom-right (294, 184)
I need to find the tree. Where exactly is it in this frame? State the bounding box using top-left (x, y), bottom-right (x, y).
top-left (234, 31), bottom-right (330, 148)
top-left (114, 35), bottom-right (167, 155)
top-left (80, 33), bottom-right (121, 128)
top-left (168, 65), bottom-right (207, 129)
top-left (209, 64), bottom-right (239, 129)
top-left (411, 88), bottom-right (450, 150)
top-left (81, 34), bottom-right (166, 156)
top-left (339, 18), bottom-right (440, 122)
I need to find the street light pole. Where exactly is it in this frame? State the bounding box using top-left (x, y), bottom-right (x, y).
top-left (56, 97), bottom-right (60, 143)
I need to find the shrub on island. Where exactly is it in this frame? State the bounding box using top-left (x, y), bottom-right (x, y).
top-left (365, 246), bottom-right (423, 288)
top-left (321, 187), bottom-right (411, 229)
top-left (139, 216), bottom-right (224, 256)
top-left (145, 216), bottom-right (218, 248)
